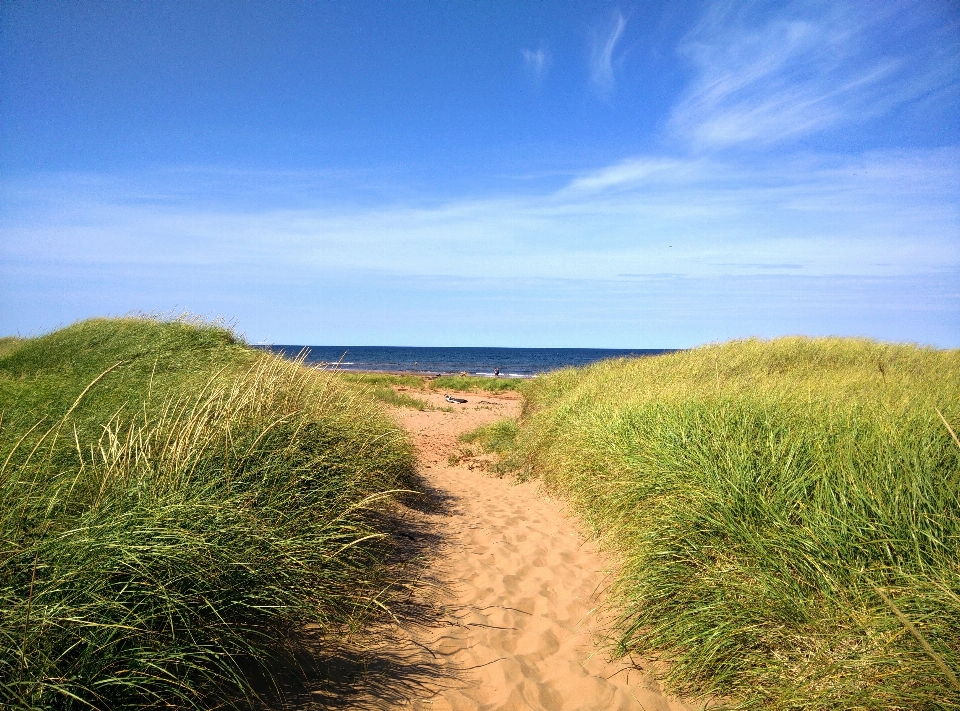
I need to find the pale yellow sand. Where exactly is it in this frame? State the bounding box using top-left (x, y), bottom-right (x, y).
top-left (364, 389), bottom-right (697, 711)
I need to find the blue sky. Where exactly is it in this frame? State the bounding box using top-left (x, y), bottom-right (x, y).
top-left (1, 0), bottom-right (958, 347)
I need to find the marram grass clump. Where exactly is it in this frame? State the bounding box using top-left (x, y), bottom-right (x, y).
top-left (0, 317), bottom-right (415, 709)
top-left (514, 337), bottom-right (960, 710)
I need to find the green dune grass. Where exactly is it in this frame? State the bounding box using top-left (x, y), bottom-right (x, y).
top-left (0, 317), bottom-right (415, 709)
top-left (0, 336), bottom-right (25, 357)
top-left (429, 374), bottom-right (522, 393)
top-left (512, 338), bottom-right (960, 709)
top-left (335, 373), bottom-right (434, 410)
top-left (337, 372), bottom-right (427, 389)
top-left (337, 371), bottom-right (523, 394)
top-left (459, 419), bottom-right (520, 456)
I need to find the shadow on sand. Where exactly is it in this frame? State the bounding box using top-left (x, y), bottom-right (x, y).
top-left (261, 474), bottom-right (470, 710)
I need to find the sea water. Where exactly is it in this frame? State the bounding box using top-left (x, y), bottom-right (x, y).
top-left (255, 345), bottom-right (676, 378)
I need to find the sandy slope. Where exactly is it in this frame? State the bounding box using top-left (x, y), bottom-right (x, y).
top-left (361, 388), bottom-right (697, 711)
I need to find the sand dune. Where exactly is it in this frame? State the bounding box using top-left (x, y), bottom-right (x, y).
top-left (364, 389), bottom-right (696, 711)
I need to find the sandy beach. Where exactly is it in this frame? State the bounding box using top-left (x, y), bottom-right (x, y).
top-left (308, 388), bottom-right (696, 710)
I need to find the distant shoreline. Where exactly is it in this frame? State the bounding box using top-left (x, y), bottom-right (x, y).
top-left (317, 367), bottom-right (534, 379)
top-left (253, 344), bottom-right (677, 379)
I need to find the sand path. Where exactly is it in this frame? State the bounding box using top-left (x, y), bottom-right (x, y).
top-left (361, 388), bottom-right (695, 711)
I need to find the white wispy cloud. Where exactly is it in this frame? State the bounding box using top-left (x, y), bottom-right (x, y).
top-left (564, 157), bottom-right (705, 192)
top-left (522, 46), bottom-right (550, 81)
top-left (589, 10), bottom-right (626, 94)
top-left (4, 149), bottom-right (957, 282)
top-left (669, 0), bottom-right (960, 149)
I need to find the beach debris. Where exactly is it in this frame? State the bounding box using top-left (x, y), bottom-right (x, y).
top-left (445, 394), bottom-right (468, 404)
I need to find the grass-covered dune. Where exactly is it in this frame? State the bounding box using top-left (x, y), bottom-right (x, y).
top-left (513, 338), bottom-right (960, 709)
top-left (0, 317), bottom-right (415, 709)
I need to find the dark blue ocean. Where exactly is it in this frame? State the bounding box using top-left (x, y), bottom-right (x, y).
top-left (254, 345), bottom-right (676, 378)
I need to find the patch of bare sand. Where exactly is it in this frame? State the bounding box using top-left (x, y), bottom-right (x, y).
top-left (368, 389), bottom-right (696, 711)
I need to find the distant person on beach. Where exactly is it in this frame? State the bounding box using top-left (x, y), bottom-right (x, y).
top-left (494, 367), bottom-right (500, 378)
